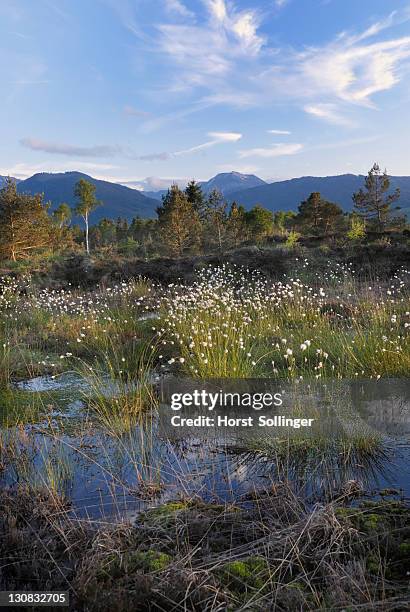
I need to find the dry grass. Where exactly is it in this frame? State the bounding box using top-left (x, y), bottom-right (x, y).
top-left (1, 485), bottom-right (409, 611)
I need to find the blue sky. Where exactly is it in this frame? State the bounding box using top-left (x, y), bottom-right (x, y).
top-left (1, 0), bottom-right (410, 189)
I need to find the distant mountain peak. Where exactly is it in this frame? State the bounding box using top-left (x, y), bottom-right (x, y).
top-left (141, 171), bottom-right (268, 201)
top-left (200, 172), bottom-right (267, 196)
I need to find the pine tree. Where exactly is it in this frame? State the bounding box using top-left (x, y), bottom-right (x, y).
top-left (352, 164), bottom-right (400, 234)
top-left (0, 178), bottom-right (53, 261)
top-left (297, 192), bottom-right (324, 231)
top-left (185, 180), bottom-right (205, 216)
top-left (297, 192), bottom-right (343, 236)
top-left (157, 185), bottom-right (201, 257)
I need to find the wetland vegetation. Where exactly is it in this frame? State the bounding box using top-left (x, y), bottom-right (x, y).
top-left (0, 254), bottom-right (409, 610)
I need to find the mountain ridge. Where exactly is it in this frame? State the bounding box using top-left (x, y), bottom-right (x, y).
top-left (143, 171), bottom-right (267, 201)
top-left (7, 170), bottom-right (410, 220)
top-left (16, 171), bottom-right (159, 221)
top-left (227, 173), bottom-right (410, 213)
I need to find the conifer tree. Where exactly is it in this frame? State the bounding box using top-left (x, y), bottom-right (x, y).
top-left (297, 192), bottom-right (343, 236)
top-left (157, 185), bottom-right (201, 257)
top-left (352, 163), bottom-right (400, 233)
top-left (185, 180), bottom-right (205, 217)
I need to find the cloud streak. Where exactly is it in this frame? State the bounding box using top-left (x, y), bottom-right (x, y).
top-left (138, 132), bottom-right (242, 161)
top-left (304, 104), bottom-right (354, 126)
top-left (268, 129), bottom-right (291, 135)
top-left (174, 131), bottom-right (242, 155)
top-left (20, 137), bottom-right (123, 157)
top-left (239, 143), bottom-right (303, 158)
top-left (138, 151), bottom-right (171, 161)
top-left (123, 105), bottom-right (151, 117)
top-left (151, 2), bottom-right (410, 130)
top-left (163, 0), bottom-right (194, 19)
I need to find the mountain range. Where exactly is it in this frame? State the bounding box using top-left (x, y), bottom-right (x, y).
top-left (143, 171), bottom-right (266, 200)
top-left (4, 170), bottom-right (410, 221)
top-left (16, 172), bottom-right (158, 223)
top-left (229, 174), bottom-right (410, 214)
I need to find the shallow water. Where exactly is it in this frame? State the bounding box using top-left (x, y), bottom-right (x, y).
top-left (1, 377), bottom-right (409, 521)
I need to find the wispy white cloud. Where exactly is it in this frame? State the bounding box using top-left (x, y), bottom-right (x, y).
top-left (268, 129), bottom-right (291, 135)
top-left (175, 131), bottom-right (242, 155)
top-left (157, 0), bottom-right (264, 93)
top-left (296, 36), bottom-right (410, 107)
top-left (122, 176), bottom-right (188, 190)
top-left (239, 143), bottom-right (303, 158)
top-left (202, 91), bottom-right (260, 108)
top-left (20, 137), bottom-right (123, 157)
top-left (138, 151), bottom-right (170, 161)
top-left (206, 0), bottom-right (227, 22)
top-left (309, 136), bottom-right (380, 152)
top-left (123, 105), bottom-right (151, 117)
top-left (0, 161), bottom-right (120, 180)
top-left (137, 132), bottom-right (242, 161)
top-left (204, 0), bottom-right (264, 53)
top-left (163, 0), bottom-right (194, 19)
top-left (342, 11), bottom-right (398, 45)
top-left (304, 104), bottom-right (354, 126)
top-left (159, 23), bottom-right (231, 81)
top-left (151, 3), bottom-right (410, 131)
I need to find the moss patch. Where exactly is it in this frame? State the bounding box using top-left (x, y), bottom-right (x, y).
top-left (336, 500), bottom-right (410, 580)
top-left (218, 556), bottom-right (269, 594)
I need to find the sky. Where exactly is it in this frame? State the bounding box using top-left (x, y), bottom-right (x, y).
top-left (1, 0), bottom-right (410, 189)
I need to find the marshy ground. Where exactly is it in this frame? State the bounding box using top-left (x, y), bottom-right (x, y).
top-left (0, 254), bottom-right (409, 610)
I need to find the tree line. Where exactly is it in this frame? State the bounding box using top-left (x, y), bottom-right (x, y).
top-left (0, 164), bottom-right (406, 262)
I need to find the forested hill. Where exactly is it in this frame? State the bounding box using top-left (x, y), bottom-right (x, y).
top-left (17, 172), bottom-right (159, 221)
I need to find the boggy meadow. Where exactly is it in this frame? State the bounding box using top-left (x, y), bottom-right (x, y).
top-left (1, 257), bottom-right (409, 611)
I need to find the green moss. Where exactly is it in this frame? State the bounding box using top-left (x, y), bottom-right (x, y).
top-left (362, 513), bottom-right (382, 531)
top-left (379, 488), bottom-right (399, 496)
top-left (141, 501), bottom-right (188, 522)
top-left (336, 501), bottom-right (410, 581)
top-left (218, 556), bottom-right (269, 594)
top-left (128, 550), bottom-right (172, 572)
top-left (335, 507), bottom-right (360, 519)
top-left (97, 549), bottom-right (171, 582)
top-left (336, 501), bottom-right (410, 533)
top-left (140, 499), bottom-right (228, 527)
top-left (366, 554), bottom-right (380, 574)
top-left (398, 541), bottom-right (410, 557)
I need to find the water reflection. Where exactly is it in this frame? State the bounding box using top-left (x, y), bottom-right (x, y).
top-left (0, 378), bottom-right (409, 520)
